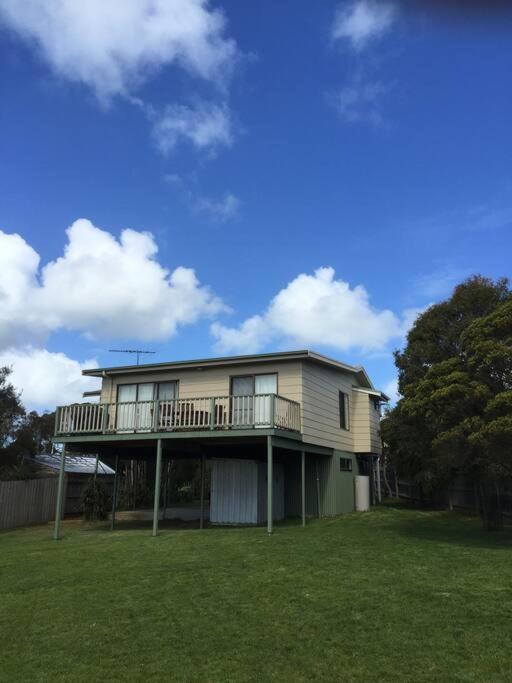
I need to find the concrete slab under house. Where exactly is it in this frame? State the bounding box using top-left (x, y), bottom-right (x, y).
top-left (51, 350), bottom-right (389, 538)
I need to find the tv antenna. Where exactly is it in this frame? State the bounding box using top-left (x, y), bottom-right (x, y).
top-left (109, 349), bottom-right (156, 366)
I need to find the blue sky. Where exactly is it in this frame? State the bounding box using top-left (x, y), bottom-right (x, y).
top-left (0, 0), bottom-right (511, 410)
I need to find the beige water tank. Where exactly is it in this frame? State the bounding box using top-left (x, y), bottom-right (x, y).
top-left (355, 475), bottom-right (370, 512)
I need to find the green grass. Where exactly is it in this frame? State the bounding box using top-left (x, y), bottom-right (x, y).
top-left (2, 507), bottom-right (512, 682)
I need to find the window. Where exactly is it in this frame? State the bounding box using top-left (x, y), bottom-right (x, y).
top-left (340, 457), bottom-right (352, 472)
top-left (339, 391), bottom-right (349, 430)
top-left (117, 381), bottom-right (178, 402)
top-left (231, 373), bottom-right (278, 395)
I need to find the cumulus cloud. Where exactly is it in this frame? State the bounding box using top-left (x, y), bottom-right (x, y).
top-left (0, 347), bottom-right (100, 411)
top-left (152, 101), bottom-right (233, 154)
top-left (0, 0), bottom-right (237, 102)
top-left (332, 0), bottom-right (397, 50)
top-left (0, 218), bottom-right (225, 350)
top-left (211, 267), bottom-right (408, 354)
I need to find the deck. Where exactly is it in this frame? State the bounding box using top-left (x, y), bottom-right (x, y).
top-left (55, 394), bottom-right (301, 437)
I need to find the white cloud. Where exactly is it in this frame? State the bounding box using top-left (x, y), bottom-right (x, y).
top-left (152, 101), bottom-right (233, 154)
top-left (0, 218), bottom-right (226, 350)
top-left (332, 1), bottom-right (397, 50)
top-left (211, 267), bottom-right (408, 354)
top-left (383, 377), bottom-right (399, 405)
top-left (0, 347), bottom-right (100, 411)
top-left (194, 192), bottom-right (240, 222)
top-left (0, 0), bottom-right (237, 102)
top-left (329, 78), bottom-right (388, 127)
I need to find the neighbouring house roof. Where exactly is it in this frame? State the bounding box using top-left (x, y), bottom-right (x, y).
top-left (33, 453), bottom-right (115, 475)
top-left (81, 349), bottom-right (376, 389)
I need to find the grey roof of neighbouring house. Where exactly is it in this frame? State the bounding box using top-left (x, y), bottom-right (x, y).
top-left (34, 453), bottom-right (115, 475)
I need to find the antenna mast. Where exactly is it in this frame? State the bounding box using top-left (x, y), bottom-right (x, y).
top-left (108, 349), bottom-right (156, 366)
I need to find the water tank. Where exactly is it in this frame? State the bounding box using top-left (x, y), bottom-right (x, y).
top-left (355, 475), bottom-right (370, 512)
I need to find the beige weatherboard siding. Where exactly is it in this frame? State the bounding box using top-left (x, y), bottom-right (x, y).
top-left (301, 361), bottom-right (354, 451)
top-left (99, 360), bottom-right (303, 409)
top-left (83, 350), bottom-right (388, 451)
top-left (352, 388), bottom-right (383, 455)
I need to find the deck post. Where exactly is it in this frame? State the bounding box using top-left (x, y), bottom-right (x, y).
top-left (199, 452), bottom-right (206, 529)
top-left (267, 436), bottom-right (273, 534)
top-left (301, 450), bottom-right (306, 527)
top-left (110, 454), bottom-right (120, 531)
top-left (53, 444), bottom-right (67, 540)
top-left (376, 456), bottom-right (382, 503)
top-left (315, 460), bottom-right (321, 519)
top-left (162, 456), bottom-right (168, 521)
top-left (152, 439), bottom-right (163, 537)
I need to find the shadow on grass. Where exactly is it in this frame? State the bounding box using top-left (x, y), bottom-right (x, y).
top-left (380, 503), bottom-right (512, 550)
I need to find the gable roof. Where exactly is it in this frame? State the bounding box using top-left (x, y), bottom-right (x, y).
top-left (82, 349), bottom-right (375, 389)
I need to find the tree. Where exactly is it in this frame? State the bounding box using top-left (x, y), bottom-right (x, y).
top-left (0, 367), bottom-right (25, 459)
top-left (0, 366), bottom-right (56, 479)
top-left (382, 276), bottom-right (512, 528)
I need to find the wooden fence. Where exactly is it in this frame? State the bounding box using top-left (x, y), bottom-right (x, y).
top-left (0, 477), bottom-right (62, 530)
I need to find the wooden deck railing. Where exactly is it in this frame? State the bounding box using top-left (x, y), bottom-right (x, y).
top-left (54, 394), bottom-right (301, 436)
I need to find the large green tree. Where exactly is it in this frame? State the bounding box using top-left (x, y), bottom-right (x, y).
top-left (0, 366), bottom-right (56, 478)
top-left (381, 276), bottom-right (512, 527)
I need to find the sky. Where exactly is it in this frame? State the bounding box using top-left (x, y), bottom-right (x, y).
top-left (0, 0), bottom-right (511, 411)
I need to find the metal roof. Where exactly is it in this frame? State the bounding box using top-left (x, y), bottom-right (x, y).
top-left (81, 349), bottom-right (375, 389)
top-left (34, 453), bottom-right (115, 475)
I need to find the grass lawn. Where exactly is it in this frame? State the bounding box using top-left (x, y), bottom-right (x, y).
top-left (2, 506), bottom-right (512, 682)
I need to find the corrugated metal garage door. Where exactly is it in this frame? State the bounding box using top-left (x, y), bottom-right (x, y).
top-left (210, 458), bottom-right (258, 524)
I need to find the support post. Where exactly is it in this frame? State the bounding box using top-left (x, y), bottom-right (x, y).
top-left (93, 453), bottom-right (99, 481)
top-left (53, 444), bottom-right (67, 540)
top-left (110, 454), bottom-right (120, 531)
top-left (376, 456), bottom-right (382, 503)
top-left (199, 452), bottom-right (206, 529)
top-left (162, 457), bottom-right (168, 522)
top-left (301, 450), bottom-right (306, 527)
top-left (152, 439), bottom-right (163, 537)
top-left (267, 436), bottom-right (273, 534)
top-left (315, 459), bottom-right (321, 519)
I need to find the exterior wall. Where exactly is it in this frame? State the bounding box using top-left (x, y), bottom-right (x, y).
top-left (352, 390), bottom-right (382, 455)
top-left (317, 451), bottom-right (357, 516)
top-left (284, 452), bottom-right (357, 518)
top-left (99, 360), bottom-right (302, 414)
top-left (301, 362), bottom-right (354, 451)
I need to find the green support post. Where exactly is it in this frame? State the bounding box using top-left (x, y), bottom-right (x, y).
top-left (53, 444), bottom-right (67, 540)
top-left (301, 450), bottom-right (306, 527)
top-left (199, 452), bottom-right (206, 529)
top-left (162, 456), bottom-right (168, 522)
top-left (315, 460), bottom-right (321, 519)
top-left (270, 394), bottom-right (276, 428)
top-left (110, 454), bottom-right (120, 531)
top-left (267, 436), bottom-right (273, 535)
top-left (152, 439), bottom-right (163, 537)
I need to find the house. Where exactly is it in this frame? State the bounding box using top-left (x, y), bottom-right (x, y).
top-left (52, 350), bottom-right (388, 537)
top-left (33, 453), bottom-right (115, 514)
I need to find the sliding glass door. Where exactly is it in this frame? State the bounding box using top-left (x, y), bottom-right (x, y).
top-left (117, 384), bottom-right (137, 431)
top-left (231, 374), bottom-right (277, 427)
top-left (254, 374), bottom-right (277, 426)
top-left (231, 376), bottom-right (254, 427)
